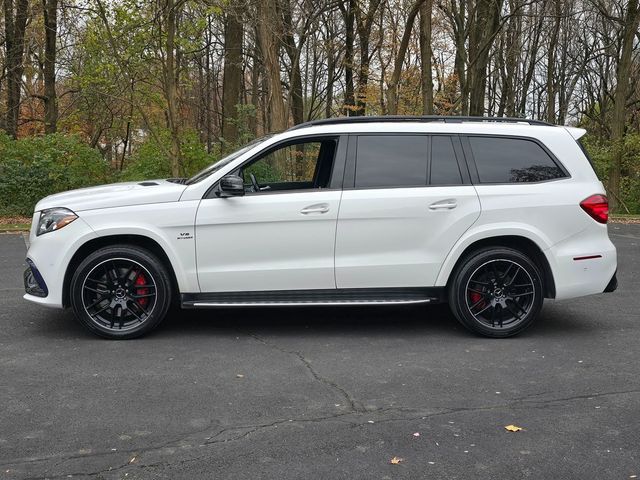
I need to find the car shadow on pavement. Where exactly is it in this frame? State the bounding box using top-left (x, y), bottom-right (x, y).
top-left (28, 301), bottom-right (596, 341)
top-left (156, 302), bottom-right (595, 340)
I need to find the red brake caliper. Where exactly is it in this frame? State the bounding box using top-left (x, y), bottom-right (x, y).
top-left (469, 291), bottom-right (484, 308)
top-left (135, 273), bottom-right (149, 307)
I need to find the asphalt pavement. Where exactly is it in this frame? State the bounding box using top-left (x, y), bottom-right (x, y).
top-left (1, 225), bottom-right (639, 479)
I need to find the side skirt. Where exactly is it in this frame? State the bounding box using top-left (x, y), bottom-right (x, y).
top-left (181, 287), bottom-right (446, 308)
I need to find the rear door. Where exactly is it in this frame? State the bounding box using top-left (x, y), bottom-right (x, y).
top-left (334, 134), bottom-right (481, 288)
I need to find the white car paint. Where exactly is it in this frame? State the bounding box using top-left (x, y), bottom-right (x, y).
top-left (335, 186), bottom-right (481, 288)
top-left (34, 179), bottom-right (187, 212)
top-left (24, 120), bottom-right (616, 311)
top-left (195, 190), bottom-right (342, 292)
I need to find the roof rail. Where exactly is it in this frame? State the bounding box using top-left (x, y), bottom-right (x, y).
top-left (288, 115), bottom-right (553, 130)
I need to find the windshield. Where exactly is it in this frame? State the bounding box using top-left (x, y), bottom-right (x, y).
top-left (185, 135), bottom-right (273, 185)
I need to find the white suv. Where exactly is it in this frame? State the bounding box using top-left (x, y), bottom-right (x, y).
top-left (23, 116), bottom-right (617, 339)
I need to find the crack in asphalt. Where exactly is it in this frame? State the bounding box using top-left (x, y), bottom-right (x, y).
top-left (9, 387), bottom-right (640, 479)
top-left (243, 330), bottom-right (365, 413)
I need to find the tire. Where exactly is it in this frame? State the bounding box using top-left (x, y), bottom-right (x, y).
top-left (69, 245), bottom-right (173, 339)
top-left (448, 247), bottom-right (544, 338)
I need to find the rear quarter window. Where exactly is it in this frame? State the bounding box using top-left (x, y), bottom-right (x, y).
top-left (468, 136), bottom-right (566, 183)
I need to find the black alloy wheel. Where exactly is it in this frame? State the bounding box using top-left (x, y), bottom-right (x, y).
top-left (70, 245), bottom-right (172, 339)
top-left (449, 247), bottom-right (544, 338)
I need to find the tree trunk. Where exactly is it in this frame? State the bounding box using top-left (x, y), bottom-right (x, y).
top-left (608, 0), bottom-right (640, 211)
top-left (387, 0), bottom-right (424, 115)
top-left (546, 0), bottom-right (561, 123)
top-left (354, 0), bottom-right (381, 116)
top-left (42, 0), bottom-right (58, 134)
top-left (4, 0), bottom-right (29, 139)
top-left (164, 0), bottom-right (181, 176)
top-left (467, 0), bottom-right (503, 116)
top-left (341, 0), bottom-right (356, 116)
top-left (502, 0), bottom-right (521, 117)
top-left (325, 34), bottom-right (335, 118)
top-left (419, 0), bottom-right (434, 115)
top-left (446, 1), bottom-right (468, 114)
top-left (256, 0), bottom-right (287, 131)
top-left (205, 15), bottom-right (213, 152)
top-left (222, 8), bottom-right (243, 147)
top-left (518, 0), bottom-right (545, 115)
top-left (282, 0), bottom-right (304, 125)
top-left (355, 34), bottom-right (370, 116)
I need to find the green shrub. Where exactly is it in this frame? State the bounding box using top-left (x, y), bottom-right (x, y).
top-left (581, 133), bottom-right (640, 213)
top-left (0, 132), bottom-right (110, 216)
top-left (121, 129), bottom-right (215, 181)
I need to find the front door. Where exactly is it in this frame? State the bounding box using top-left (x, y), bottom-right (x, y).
top-left (195, 136), bottom-right (344, 293)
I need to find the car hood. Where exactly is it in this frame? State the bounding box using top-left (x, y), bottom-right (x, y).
top-left (34, 180), bottom-right (188, 213)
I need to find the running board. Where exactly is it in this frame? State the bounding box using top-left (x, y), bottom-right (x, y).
top-left (181, 288), bottom-right (444, 308)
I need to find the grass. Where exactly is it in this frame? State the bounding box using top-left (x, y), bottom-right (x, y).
top-left (1, 223), bottom-right (30, 232)
top-left (0, 215), bottom-right (31, 233)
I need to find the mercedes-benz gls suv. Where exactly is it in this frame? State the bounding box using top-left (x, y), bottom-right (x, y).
top-left (23, 116), bottom-right (618, 339)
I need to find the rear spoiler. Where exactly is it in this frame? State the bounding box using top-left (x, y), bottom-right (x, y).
top-left (564, 126), bottom-right (587, 140)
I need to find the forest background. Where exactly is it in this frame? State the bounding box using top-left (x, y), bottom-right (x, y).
top-left (1, 0), bottom-right (639, 217)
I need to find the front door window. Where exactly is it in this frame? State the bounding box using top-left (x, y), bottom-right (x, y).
top-left (241, 139), bottom-right (336, 193)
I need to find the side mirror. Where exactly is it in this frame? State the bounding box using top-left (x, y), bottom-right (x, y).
top-left (218, 175), bottom-right (245, 197)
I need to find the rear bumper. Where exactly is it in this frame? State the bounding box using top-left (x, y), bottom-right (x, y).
top-left (603, 271), bottom-right (618, 293)
top-left (547, 231), bottom-right (617, 300)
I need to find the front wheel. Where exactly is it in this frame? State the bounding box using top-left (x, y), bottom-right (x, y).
top-left (448, 247), bottom-right (544, 338)
top-left (69, 245), bottom-right (173, 339)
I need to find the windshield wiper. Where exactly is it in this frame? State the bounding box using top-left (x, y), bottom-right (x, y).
top-left (166, 177), bottom-right (188, 184)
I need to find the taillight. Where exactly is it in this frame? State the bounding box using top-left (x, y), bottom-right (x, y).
top-left (580, 194), bottom-right (609, 224)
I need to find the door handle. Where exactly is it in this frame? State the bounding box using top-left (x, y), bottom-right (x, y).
top-left (429, 199), bottom-right (457, 210)
top-left (300, 203), bottom-right (330, 215)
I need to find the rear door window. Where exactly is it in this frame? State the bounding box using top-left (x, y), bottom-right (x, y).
top-left (468, 136), bottom-right (566, 183)
top-left (355, 135), bottom-right (429, 188)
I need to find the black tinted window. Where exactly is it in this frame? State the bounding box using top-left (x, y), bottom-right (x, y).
top-left (430, 136), bottom-right (462, 185)
top-left (355, 136), bottom-right (428, 188)
top-left (469, 137), bottom-right (565, 183)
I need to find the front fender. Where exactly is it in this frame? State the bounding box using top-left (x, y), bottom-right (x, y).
top-left (78, 201), bottom-right (200, 293)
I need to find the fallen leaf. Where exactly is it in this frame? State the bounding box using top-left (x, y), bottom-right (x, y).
top-left (504, 424), bottom-right (523, 432)
top-left (390, 456), bottom-right (403, 465)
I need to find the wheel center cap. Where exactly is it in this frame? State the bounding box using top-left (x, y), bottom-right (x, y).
top-left (114, 287), bottom-right (126, 299)
top-left (494, 288), bottom-right (504, 298)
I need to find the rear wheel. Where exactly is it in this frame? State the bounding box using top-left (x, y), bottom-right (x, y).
top-left (448, 247), bottom-right (544, 338)
top-left (70, 245), bottom-right (172, 339)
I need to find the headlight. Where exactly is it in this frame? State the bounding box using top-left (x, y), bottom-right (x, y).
top-left (37, 208), bottom-right (78, 236)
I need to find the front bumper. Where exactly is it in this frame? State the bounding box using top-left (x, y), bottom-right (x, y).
top-left (24, 258), bottom-right (48, 297)
top-left (23, 214), bottom-right (98, 308)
